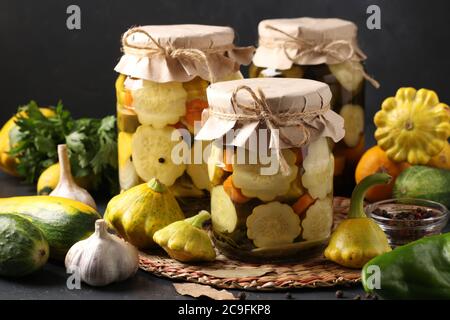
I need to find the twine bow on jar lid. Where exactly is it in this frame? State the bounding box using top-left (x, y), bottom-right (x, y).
top-left (115, 25), bottom-right (254, 83)
top-left (262, 25), bottom-right (380, 89)
top-left (263, 25), bottom-right (357, 63)
top-left (253, 18), bottom-right (380, 88)
top-left (200, 78), bottom-right (343, 176)
top-left (122, 27), bottom-right (221, 83)
top-left (230, 85), bottom-right (330, 174)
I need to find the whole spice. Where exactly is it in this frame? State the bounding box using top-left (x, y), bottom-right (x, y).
top-left (50, 145), bottom-right (96, 209)
top-left (65, 219), bottom-right (139, 286)
top-left (362, 232), bottom-right (450, 299)
top-left (324, 173), bottom-right (392, 268)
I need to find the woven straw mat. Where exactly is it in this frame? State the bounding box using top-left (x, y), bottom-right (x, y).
top-left (139, 197), bottom-right (361, 291)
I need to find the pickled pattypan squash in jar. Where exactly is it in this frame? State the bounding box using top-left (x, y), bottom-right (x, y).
top-left (195, 78), bottom-right (345, 262)
top-left (114, 25), bottom-right (254, 213)
top-left (250, 18), bottom-right (379, 195)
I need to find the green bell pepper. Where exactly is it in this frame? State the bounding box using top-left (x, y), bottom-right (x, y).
top-left (362, 233), bottom-right (450, 299)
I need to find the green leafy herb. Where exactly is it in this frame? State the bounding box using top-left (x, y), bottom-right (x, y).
top-left (10, 101), bottom-right (118, 194)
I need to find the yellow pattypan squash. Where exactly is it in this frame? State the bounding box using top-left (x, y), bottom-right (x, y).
top-left (104, 178), bottom-right (185, 249)
top-left (153, 210), bottom-right (216, 262)
top-left (324, 173), bottom-right (392, 268)
top-left (374, 88), bottom-right (450, 164)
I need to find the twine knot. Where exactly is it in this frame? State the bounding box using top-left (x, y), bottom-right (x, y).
top-left (122, 27), bottom-right (219, 82)
top-left (263, 25), bottom-right (379, 88)
top-left (209, 85), bottom-right (329, 175)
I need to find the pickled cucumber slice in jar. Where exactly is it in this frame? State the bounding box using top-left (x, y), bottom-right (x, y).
top-left (339, 104), bottom-right (364, 148)
top-left (186, 140), bottom-right (211, 191)
top-left (132, 125), bottom-right (187, 186)
top-left (277, 172), bottom-right (304, 201)
top-left (132, 80), bottom-right (187, 128)
top-left (232, 149), bottom-right (298, 202)
top-left (117, 105), bottom-right (140, 133)
top-left (328, 61), bottom-right (364, 93)
top-left (207, 143), bottom-right (225, 186)
top-left (211, 185), bottom-right (238, 233)
top-left (301, 137), bottom-right (333, 199)
top-left (119, 159), bottom-right (141, 190)
top-left (118, 132), bottom-right (133, 169)
top-left (301, 196), bottom-right (333, 241)
top-left (118, 132), bottom-right (141, 190)
top-left (246, 202), bottom-right (301, 248)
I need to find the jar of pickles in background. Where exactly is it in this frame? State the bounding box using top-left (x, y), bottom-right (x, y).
top-left (250, 18), bottom-right (379, 195)
top-left (114, 25), bottom-right (254, 214)
top-left (195, 78), bottom-right (345, 261)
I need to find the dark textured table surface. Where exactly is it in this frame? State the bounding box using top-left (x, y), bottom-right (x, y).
top-left (0, 171), bottom-right (365, 300)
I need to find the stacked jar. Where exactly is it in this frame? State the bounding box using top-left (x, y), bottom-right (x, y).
top-left (195, 78), bottom-right (345, 261)
top-left (249, 18), bottom-right (379, 195)
top-left (114, 25), bottom-right (253, 214)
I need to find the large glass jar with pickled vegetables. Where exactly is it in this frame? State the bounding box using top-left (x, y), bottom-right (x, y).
top-left (114, 25), bottom-right (253, 214)
top-left (195, 78), bottom-right (345, 262)
top-left (250, 18), bottom-right (379, 195)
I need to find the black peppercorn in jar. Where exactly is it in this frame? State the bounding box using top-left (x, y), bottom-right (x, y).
top-left (195, 78), bottom-right (345, 262)
top-left (250, 18), bottom-right (379, 195)
top-left (114, 25), bottom-right (254, 214)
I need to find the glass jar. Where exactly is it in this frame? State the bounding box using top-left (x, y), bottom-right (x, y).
top-left (114, 25), bottom-right (253, 215)
top-left (195, 78), bottom-right (344, 261)
top-left (251, 18), bottom-right (378, 195)
top-left (249, 63), bottom-right (365, 195)
top-left (115, 74), bottom-right (244, 214)
top-left (210, 140), bottom-right (334, 262)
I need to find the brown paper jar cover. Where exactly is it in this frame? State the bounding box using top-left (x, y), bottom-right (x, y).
top-left (195, 78), bottom-right (345, 151)
top-left (253, 17), bottom-right (366, 70)
top-left (115, 24), bottom-right (255, 83)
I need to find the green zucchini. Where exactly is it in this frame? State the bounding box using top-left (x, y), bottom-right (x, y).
top-left (0, 196), bottom-right (101, 260)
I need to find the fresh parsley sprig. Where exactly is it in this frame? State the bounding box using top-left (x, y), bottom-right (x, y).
top-left (10, 101), bottom-right (118, 194)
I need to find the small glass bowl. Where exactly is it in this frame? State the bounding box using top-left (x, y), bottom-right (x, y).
top-left (365, 198), bottom-right (449, 247)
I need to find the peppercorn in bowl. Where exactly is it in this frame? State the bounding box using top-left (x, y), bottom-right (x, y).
top-left (366, 198), bottom-right (449, 247)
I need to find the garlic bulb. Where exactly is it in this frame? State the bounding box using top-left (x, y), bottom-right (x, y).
top-left (65, 219), bottom-right (139, 286)
top-left (50, 144), bottom-right (97, 209)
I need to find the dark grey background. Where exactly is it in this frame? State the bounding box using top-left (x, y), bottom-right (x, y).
top-left (1, 0), bottom-right (449, 146)
top-left (0, 0), bottom-right (449, 301)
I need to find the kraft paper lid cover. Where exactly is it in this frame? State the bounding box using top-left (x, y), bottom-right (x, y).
top-left (253, 17), bottom-right (366, 70)
top-left (195, 78), bottom-right (345, 151)
top-left (115, 24), bottom-right (254, 83)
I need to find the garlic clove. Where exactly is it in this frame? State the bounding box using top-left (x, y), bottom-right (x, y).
top-left (50, 144), bottom-right (97, 209)
top-left (65, 219), bottom-right (139, 287)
